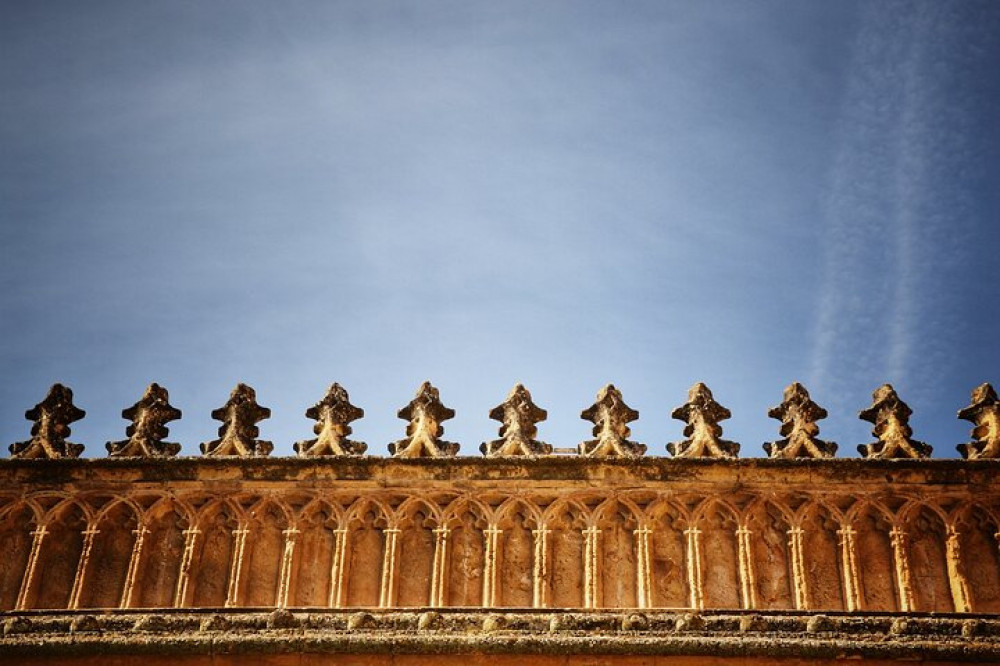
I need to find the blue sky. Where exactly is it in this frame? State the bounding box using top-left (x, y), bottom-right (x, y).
top-left (2, 1), bottom-right (999, 457)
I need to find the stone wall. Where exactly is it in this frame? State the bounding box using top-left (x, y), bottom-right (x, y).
top-left (2, 457), bottom-right (998, 616)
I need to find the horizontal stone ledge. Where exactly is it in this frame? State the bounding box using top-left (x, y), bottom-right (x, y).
top-left (1, 455), bottom-right (999, 487)
top-left (3, 609), bottom-right (1000, 661)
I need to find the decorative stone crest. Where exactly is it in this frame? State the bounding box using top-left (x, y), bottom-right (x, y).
top-left (481, 383), bottom-right (552, 456)
top-left (857, 384), bottom-right (931, 459)
top-left (957, 383), bottom-right (1000, 459)
top-left (9, 384), bottom-right (86, 459)
top-left (763, 382), bottom-right (836, 458)
top-left (200, 383), bottom-right (273, 457)
top-left (106, 383), bottom-right (182, 457)
top-left (578, 385), bottom-right (646, 457)
top-left (294, 383), bottom-right (367, 456)
top-left (667, 382), bottom-right (739, 458)
top-left (389, 381), bottom-right (459, 458)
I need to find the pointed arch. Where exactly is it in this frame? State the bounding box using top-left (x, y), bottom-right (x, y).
top-left (543, 498), bottom-right (589, 608)
top-left (952, 502), bottom-right (1000, 612)
top-left (188, 497), bottom-right (242, 607)
top-left (289, 498), bottom-right (343, 607)
top-left (342, 497), bottom-right (391, 607)
top-left (796, 500), bottom-right (846, 611)
top-left (495, 498), bottom-right (541, 608)
top-left (240, 497), bottom-right (292, 607)
top-left (442, 496), bottom-right (491, 607)
top-left (744, 498), bottom-right (795, 610)
top-left (645, 497), bottom-right (691, 609)
top-left (593, 497), bottom-right (641, 608)
top-left (901, 502), bottom-right (953, 612)
top-left (77, 497), bottom-right (141, 609)
top-left (694, 498), bottom-right (741, 609)
top-left (394, 496), bottom-right (439, 607)
top-left (133, 495), bottom-right (192, 608)
top-left (847, 500), bottom-right (899, 612)
top-left (29, 498), bottom-right (88, 609)
top-left (0, 500), bottom-right (40, 610)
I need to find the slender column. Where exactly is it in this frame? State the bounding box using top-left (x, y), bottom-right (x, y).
top-left (736, 525), bottom-right (757, 609)
top-left (837, 525), bottom-right (860, 611)
top-left (945, 527), bottom-right (971, 612)
top-left (684, 527), bottom-right (704, 610)
top-left (890, 527), bottom-right (914, 612)
top-left (276, 527), bottom-right (299, 608)
top-left (430, 526), bottom-right (450, 606)
top-left (68, 527), bottom-right (100, 609)
top-left (16, 525), bottom-right (48, 611)
top-left (119, 526), bottom-right (149, 608)
top-left (787, 526), bottom-right (808, 610)
top-left (379, 528), bottom-right (401, 608)
top-left (328, 528), bottom-right (349, 608)
top-left (532, 526), bottom-right (550, 608)
top-left (174, 527), bottom-right (200, 607)
top-left (583, 526), bottom-right (600, 608)
top-left (225, 528), bottom-right (250, 607)
top-left (634, 526), bottom-right (652, 609)
top-left (482, 527), bottom-right (502, 607)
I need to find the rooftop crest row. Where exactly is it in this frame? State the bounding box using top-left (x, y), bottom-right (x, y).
top-left (7, 381), bottom-right (1000, 461)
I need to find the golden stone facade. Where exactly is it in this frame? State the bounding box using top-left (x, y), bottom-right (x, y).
top-left (4, 381), bottom-right (1000, 664)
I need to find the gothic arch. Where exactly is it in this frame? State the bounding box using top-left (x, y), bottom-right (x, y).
top-left (692, 498), bottom-right (741, 609)
top-left (394, 497), bottom-right (439, 607)
top-left (290, 498), bottom-right (344, 607)
top-left (0, 500), bottom-right (41, 610)
top-left (494, 498), bottom-right (541, 608)
top-left (899, 501), bottom-right (954, 612)
top-left (796, 500), bottom-right (846, 611)
top-left (77, 497), bottom-right (141, 609)
top-left (952, 503), bottom-right (1000, 612)
top-left (744, 498), bottom-right (795, 610)
top-left (645, 497), bottom-right (691, 609)
top-left (240, 497), bottom-right (292, 607)
top-left (543, 498), bottom-right (589, 608)
top-left (441, 496), bottom-right (490, 607)
top-left (593, 497), bottom-right (641, 608)
top-left (847, 500), bottom-right (899, 612)
top-left (132, 495), bottom-right (191, 608)
top-left (342, 497), bottom-right (390, 607)
top-left (29, 498), bottom-right (89, 609)
top-left (188, 497), bottom-right (243, 607)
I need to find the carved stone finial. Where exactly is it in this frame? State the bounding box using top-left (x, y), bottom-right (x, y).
top-left (9, 384), bottom-right (86, 459)
top-left (106, 383), bottom-right (182, 457)
top-left (294, 383), bottom-right (367, 456)
top-left (857, 384), bottom-right (931, 459)
top-left (481, 383), bottom-right (552, 457)
top-left (667, 382), bottom-right (739, 458)
top-left (957, 383), bottom-right (1000, 459)
top-left (389, 381), bottom-right (459, 458)
top-left (578, 384), bottom-right (646, 457)
top-left (200, 383), bottom-right (273, 457)
top-left (763, 382), bottom-right (837, 459)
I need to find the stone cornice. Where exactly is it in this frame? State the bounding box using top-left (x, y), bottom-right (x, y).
top-left (1, 456), bottom-right (999, 491)
top-left (3, 609), bottom-right (1000, 662)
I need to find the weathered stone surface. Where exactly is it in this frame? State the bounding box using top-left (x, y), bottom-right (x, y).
top-left (106, 383), bottom-right (182, 457)
top-left (667, 383), bottom-right (739, 458)
top-left (858, 384), bottom-right (931, 459)
top-left (294, 383), bottom-right (367, 456)
top-left (958, 383), bottom-right (1000, 459)
top-left (578, 384), bottom-right (646, 457)
top-left (389, 381), bottom-right (459, 457)
top-left (200, 383), bottom-right (273, 457)
top-left (763, 382), bottom-right (837, 459)
top-left (9, 384), bottom-right (85, 459)
top-left (481, 383), bottom-right (552, 456)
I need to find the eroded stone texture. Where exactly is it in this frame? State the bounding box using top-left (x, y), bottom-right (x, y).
top-left (389, 381), bottom-right (459, 457)
top-left (481, 383), bottom-right (552, 456)
top-left (957, 383), bottom-right (1000, 459)
top-left (294, 383), bottom-right (367, 456)
top-left (199, 384), bottom-right (273, 457)
top-left (857, 384), bottom-right (931, 459)
top-left (9, 384), bottom-right (85, 459)
top-left (106, 384), bottom-right (182, 457)
top-left (667, 383), bottom-right (738, 458)
top-left (763, 382), bottom-right (836, 459)
top-left (578, 385), bottom-right (646, 457)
